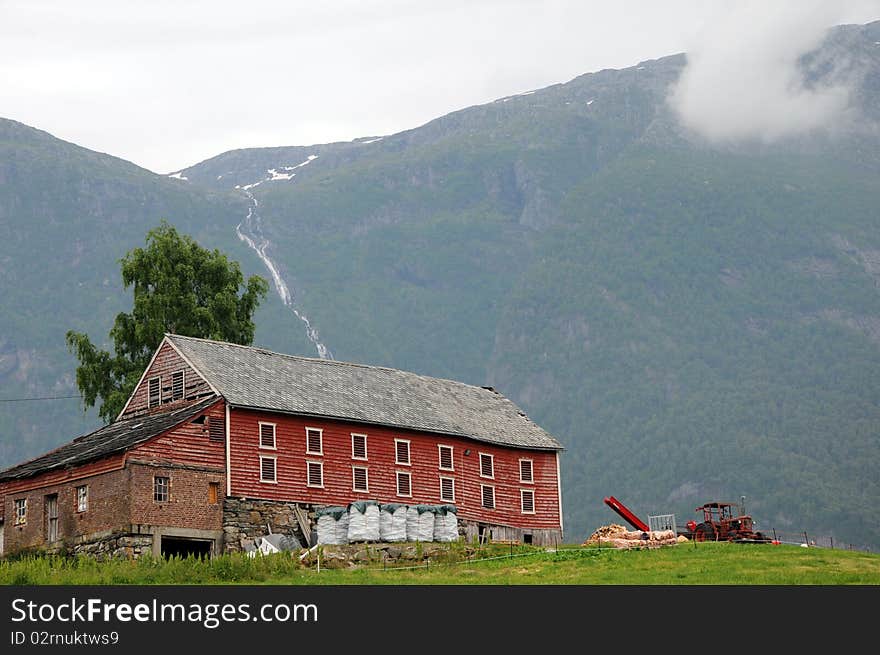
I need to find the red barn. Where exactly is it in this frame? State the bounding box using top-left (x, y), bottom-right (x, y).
top-left (0, 334), bottom-right (564, 557)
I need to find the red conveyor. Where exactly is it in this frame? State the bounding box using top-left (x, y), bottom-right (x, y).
top-left (603, 495), bottom-right (650, 532)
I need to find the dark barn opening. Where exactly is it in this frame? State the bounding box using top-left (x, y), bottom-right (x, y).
top-left (161, 537), bottom-right (212, 559)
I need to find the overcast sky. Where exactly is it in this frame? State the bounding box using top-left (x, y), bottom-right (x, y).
top-left (2, 1), bottom-right (878, 174)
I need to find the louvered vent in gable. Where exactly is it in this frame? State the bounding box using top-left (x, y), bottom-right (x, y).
top-left (171, 370), bottom-right (184, 401)
top-left (148, 377), bottom-right (161, 408)
top-left (208, 417), bottom-right (225, 442)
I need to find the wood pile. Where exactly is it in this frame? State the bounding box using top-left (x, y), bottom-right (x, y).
top-left (582, 524), bottom-right (679, 549)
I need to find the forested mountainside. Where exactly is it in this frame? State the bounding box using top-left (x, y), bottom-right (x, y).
top-left (3, 20), bottom-right (879, 547)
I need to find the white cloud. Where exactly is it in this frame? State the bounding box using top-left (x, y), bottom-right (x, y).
top-left (668, 0), bottom-right (880, 144)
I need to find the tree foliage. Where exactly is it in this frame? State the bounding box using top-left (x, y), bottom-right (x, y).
top-left (66, 220), bottom-right (269, 422)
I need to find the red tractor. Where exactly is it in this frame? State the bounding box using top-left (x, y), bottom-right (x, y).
top-left (686, 501), bottom-right (770, 543)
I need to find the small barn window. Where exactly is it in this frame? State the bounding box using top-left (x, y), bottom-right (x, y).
top-left (521, 489), bottom-right (535, 514)
top-left (395, 439), bottom-right (411, 466)
top-left (481, 484), bottom-right (495, 509)
top-left (352, 466), bottom-right (369, 492)
top-left (307, 461), bottom-right (323, 488)
top-left (396, 471), bottom-right (412, 497)
top-left (171, 370), bottom-right (185, 401)
top-left (260, 457), bottom-right (277, 483)
top-left (438, 445), bottom-right (453, 471)
top-left (148, 376), bottom-right (161, 408)
top-left (306, 428), bottom-right (323, 455)
top-left (208, 482), bottom-right (219, 504)
top-left (14, 498), bottom-right (27, 525)
top-left (479, 453), bottom-right (494, 479)
top-left (76, 485), bottom-right (89, 513)
top-left (208, 417), bottom-right (225, 442)
top-left (440, 476), bottom-right (455, 503)
top-left (351, 433), bottom-right (367, 460)
top-left (259, 423), bottom-right (276, 449)
top-left (519, 459), bottom-right (534, 483)
top-left (154, 476), bottom-right (170, 502)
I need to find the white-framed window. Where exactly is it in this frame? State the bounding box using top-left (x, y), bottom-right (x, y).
top-left (395, 439), bottom-right (411, 466)
top-left (154, 476), bottom-right (170, 502)
top-left (307, 461), bottom-right (324, 488)
top-left (438, 444), bottom-right (454, 471)
top-left (306, 427), bottom-right (323, 455)
top-left (171, 370), bottom-right (185, 401)
top-left (479, 452), bottom-right (494, 479)
top-left (439, 476), bottom-right (455, 503)
top-left (481, 484), bottom-right (495, 509)
top-left (259, 422), bottom-right (277, 449)
top-left (14, 498), bottom-right (27, 525)
top-left (519, 458), bottom-right (534, 484)
top-left (76, 485), bottom-right (89, 513)
top-left (260, 456), bottom-right (277, 483)
top-left (351, 433), bottom-right (368, 460)
top-left (148, 376), bottom-right (161, 408)
top-left (521, 489), bottom-right (535, 514)
top-left (352, 466), bottom-right (369, 492)
top-left (396, 471), bottom-right (412, 497)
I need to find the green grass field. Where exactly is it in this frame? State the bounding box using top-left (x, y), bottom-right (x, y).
top-left (2, 542), bottom-right (878, 585)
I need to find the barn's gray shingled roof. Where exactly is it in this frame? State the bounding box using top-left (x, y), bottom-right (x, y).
top-left (168, 334), bottom-right (563, 451)
top-left (0, 397), bottom-right (219, 482)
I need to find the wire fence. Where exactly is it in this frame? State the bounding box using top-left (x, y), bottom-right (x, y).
top-left (722, 529), bottom-right (872, 552)
top-left (304, 528), bottom-right (874, 573)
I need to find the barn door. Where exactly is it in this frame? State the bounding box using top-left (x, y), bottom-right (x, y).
top-left (45, 494), bottom-right (58, 542)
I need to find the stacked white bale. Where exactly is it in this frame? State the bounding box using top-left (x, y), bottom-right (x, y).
top-left (433, 504), bottom-right (459, 542)
top-left (347, 500), bottom-right (381, 542)
top-left (406, 505), bottom-right (436, 542)
top-left (315, 506), bottom-right (350, 545)
top-left (379, 503), bottom-right (408, 542)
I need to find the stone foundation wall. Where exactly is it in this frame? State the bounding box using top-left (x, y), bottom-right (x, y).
top-left (71, 532), bottom-right (154, 560)
top-left (222, 497), bottom-right (315, 553)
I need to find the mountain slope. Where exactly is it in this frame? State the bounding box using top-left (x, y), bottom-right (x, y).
top-left (0, 118), bottom-right (276, 465)
top-left (2, 20), bottom-right (879, 549)
top-left (176, 20), bottom-right (880, 547)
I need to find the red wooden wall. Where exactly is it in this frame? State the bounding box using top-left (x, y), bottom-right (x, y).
top-left (127, 399), bottom-right (226, 470)
top-left (228, 408), bottom-right (561, 530)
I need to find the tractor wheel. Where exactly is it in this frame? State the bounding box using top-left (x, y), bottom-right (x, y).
top-left (694, 523), bottom-right (715, 542)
